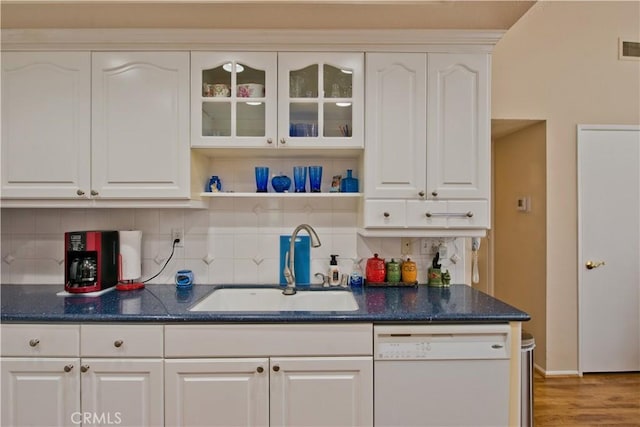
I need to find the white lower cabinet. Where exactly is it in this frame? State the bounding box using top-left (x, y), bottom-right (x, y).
top-left (164, 324), bottom-right (374, 427)
top-left (1, 324), bottom-right (164, 427)
top-left (1, 357), bottom-right (80, 426)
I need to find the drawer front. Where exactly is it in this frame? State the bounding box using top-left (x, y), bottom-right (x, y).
top-left (165, 324), bottom-right (373, 358)
top-left (1, 324), bottom-right (79, 357)
top-left (363, 200), bottom-right (406, 228)
top-left (406, 200), bottom-right (448, 227)
top-left (81, 324), bottom-right (163, 357)
top-left (447, 200), bottom-right (489, 228)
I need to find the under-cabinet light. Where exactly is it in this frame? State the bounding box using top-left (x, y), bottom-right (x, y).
top-left (223, 62), bottom-right (244, 73)
top-left (336, 102), bottom-right (352, 107)
top-left (246, 102), bottom-right (262, 106)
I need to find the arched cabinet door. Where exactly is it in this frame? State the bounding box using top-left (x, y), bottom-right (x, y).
top-left (191, 52), bottom-right (277, 148)
top-left (278, 52), bottom-right (364, 149)
top-left (92, 52), bottom-right (190, 199)
top-left (427, 53), bottom-right (490, 200)
top-left (1, 52), bottom-right (91, 199)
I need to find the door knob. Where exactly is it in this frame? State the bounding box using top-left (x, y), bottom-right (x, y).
top-left (585, 261), bottom-right (605, 270)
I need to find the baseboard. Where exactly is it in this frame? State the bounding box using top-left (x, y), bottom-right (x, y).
top-left (534, 363), bottom-right (581, 377)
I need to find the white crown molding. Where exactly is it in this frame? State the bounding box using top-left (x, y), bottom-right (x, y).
top-left (1, 28), bottom-right (505, 52)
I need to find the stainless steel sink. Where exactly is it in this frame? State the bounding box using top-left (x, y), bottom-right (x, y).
top-left (189, 287), bottom-right (359, 312)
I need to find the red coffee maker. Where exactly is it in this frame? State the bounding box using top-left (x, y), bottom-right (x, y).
top-left (64, 231), bottom-right (119, 293)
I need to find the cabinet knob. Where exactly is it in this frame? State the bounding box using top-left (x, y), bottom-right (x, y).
top-left (431, 191), bottom-right (438, 197)
top-left (267, 138), bottom-right (273, 145)
top-left (77, 189), bottom-right (85, 196)
top-left (466, 211), bottom-right (474, 218)
top-left (90, 190), bottom-right (99, 196)
top-left (586, 260), bottom-right (606, 270)
top-left (273, 365), bottom-right (280, 372)
top-left (425, 212), bottom-right (432, 218)
top-left (113, 340), bottom-right (123, 348)
top-left (80, 365), bottom-right (90, 373)
top-left (256, 366), bottom-right (264, 373)
top-left (64, 364), bottom-right (74, 373)
top-left (29, 339), bottom-right (40, 347)
top-left (383, 212), bottom-right (390, 218)
top-left (418, 191), bottom-right (425, 198)
top-left (280, 138), bottom-right (286, 145)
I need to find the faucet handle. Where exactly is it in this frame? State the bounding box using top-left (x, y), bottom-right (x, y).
top-left (314, 272), bottom-right (329, 287)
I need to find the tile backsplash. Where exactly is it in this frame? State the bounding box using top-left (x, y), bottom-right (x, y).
top-left (1, 205), bottom-right (466, 285)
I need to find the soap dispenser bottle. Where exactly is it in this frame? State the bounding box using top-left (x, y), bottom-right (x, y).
top-left (328, 255), bottom-right (341, 286)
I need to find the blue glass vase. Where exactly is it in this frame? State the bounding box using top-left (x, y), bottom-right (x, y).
top-left (340, 169), bottom-right (359, 193)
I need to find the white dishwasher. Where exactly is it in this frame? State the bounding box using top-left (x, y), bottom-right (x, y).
top-left (374, 324), bottom-right (512, 427)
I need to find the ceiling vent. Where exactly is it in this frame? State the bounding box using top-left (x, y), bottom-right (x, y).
top-left (619, 38), bottom-right (640, 60)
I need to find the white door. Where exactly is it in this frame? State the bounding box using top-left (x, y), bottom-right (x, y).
top-left (270, 356), bottom-right (373, 427)
top-left (81, 359), bottom-right (164, 427)
top-left (91, 52), bottom-right (190, 199)
top-left (164, 358), bottom-right (269, 427)
top-left (578, 125), bottom-right (640, 373)
top-left (1, 52), bottom-right (91, 199)
top-left (427, 53), bottom-right (490, 200)
top-left (1, 358), bottom-right (80, 426)
top-left (365, 53), bottom-right (427, 199)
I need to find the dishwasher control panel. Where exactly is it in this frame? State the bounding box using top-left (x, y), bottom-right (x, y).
top-left (374, 324), bottom-right (511, 360)
top-left (377, 342), bottom-right (433, 359)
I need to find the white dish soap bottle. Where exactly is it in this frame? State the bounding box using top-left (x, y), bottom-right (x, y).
top-left (328, 254), bottom-right (341, 286)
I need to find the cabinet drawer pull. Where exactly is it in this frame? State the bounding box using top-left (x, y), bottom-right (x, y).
top-left (114, 340), bottom-right (124, 348)
top-left (383, 212), bottom-right (390, 218)
top-left (256, 366), bottom-right (264, 373)
top-left (425, 211), bottom-right (474, 218)
top-left (267, 138), bottom-right (273, 145)
top-left (29, 339), bottom-right (40, 347)
top-left (80, 365), bottom-right (90, 373)
top-left (431, 191), bottom-right (438, 197)
top-left (418, 191), bottom-right (425, 198)
top-left (90, 190), bottom-right (99, 196)
top-left (280, 138), bottom-right (286, 145)
top-left (273, 365), bottom-right (280, 372)
top-left (64, 364), bottom-right (74, 373)
top-left (77, 189), bottom-right (85, 196)
top-left (491, 344), bottom-right (504, 349)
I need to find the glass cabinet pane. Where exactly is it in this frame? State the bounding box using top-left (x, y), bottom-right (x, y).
top-left (324, 102), bottom-right (352, 137)
top-left (237, 102), bottom-right (265, 137)
top-left (202, 103), bottom-right (231, 137)
top-left (202, 65), bottom-right (231, 97)
top-left (289, 65), bottom-right (318, 98)
top-left (289, 103), bottom-right (318, 137)
top-left (324, 64), bottom-right (353, 98)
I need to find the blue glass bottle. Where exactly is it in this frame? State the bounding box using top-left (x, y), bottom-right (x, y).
top-left (340, 169), bottom-right (359, 193)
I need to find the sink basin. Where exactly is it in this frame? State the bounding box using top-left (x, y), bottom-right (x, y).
top-left (189, 287), bottom-right (359, 312)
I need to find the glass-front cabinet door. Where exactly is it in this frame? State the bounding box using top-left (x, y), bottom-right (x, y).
top-left (278, 53), bottom-right (363, 148)
top-left (191, 52), bottom-right (277, 148)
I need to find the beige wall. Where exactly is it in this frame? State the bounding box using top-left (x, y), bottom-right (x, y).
top-left (492, 1), bottom-right (640, 372)
top-left (493, 122), bottom-right (547, 370)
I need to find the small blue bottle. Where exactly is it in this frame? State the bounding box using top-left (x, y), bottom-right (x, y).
top-left (340, 169), bottom-right (359, 193)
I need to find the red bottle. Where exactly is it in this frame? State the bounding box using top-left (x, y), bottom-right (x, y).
top-left (366, 253), bottom-right (386, 283)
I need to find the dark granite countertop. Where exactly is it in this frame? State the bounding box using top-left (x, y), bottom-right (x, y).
top-left (0, 284), bottom-right (529, 324)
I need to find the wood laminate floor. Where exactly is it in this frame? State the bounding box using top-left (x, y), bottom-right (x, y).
top-left (534, 371), bottom-right (640, 426)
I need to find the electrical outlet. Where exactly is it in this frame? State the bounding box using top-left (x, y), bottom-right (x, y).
top-left (172, 228), bottom-right (184, 247)
top-left (420, 239), bottom-right (431, 255)
top-left (401, 238), bottom-right (412, 255)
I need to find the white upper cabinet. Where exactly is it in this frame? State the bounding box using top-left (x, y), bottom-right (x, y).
top-left (427, 53), bottom-right (490, 200)
top-left (191, 52), bottom-right (277, 148)
top-left (92, 52), bottom-right (190, 199)
top-left (278, 52), bottom-right (364, 149)
top-left (1, 52), bottom-right (91, 199)
top-left (365, 53), bottom-right (427, 199)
